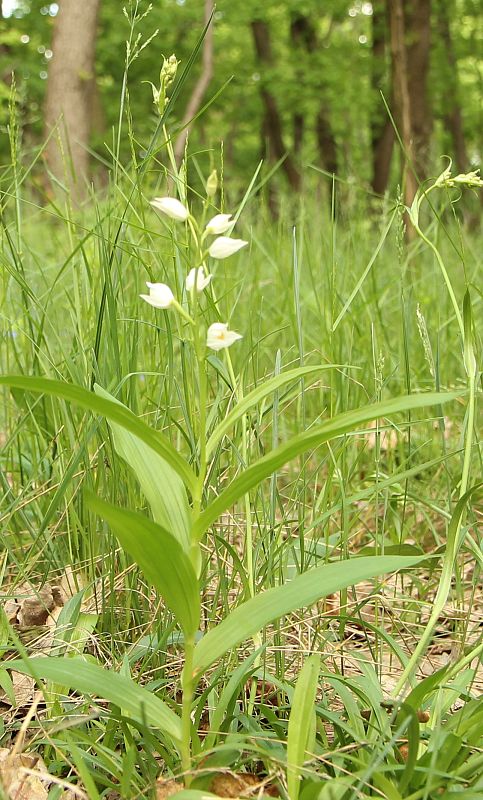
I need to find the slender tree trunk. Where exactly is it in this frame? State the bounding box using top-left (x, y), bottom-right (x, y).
top-left (43, 0), bottom-right (100, 202)
top-left (388, 0), bottom-right (418, 212)
top-left (404, 0), bottom-right (432, 179)
top-left (174, 0), bottom-right (214, 167)
top-left (290, 14), bottom-right (317, 156)
top-left (251, 18), bottom-right (301, 191)
top-left (370, 0), bottom-right (394, 194)
top-left (315, 108), bottom-right (337, 176)
top-left (436, 0), bottom-right (469, 173)
top-left (289, 12), bottom-right (338, 177)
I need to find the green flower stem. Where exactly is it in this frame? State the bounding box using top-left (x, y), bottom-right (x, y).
top-left (180, 634), bottom-right (195, 786)
top-left (394, 188), bottom-right (478, 696)
top-left (410, 218), bottom-right (464, 337)
top-left (171, 299), bottom-right (194, 326)
top-left (179, 215), bottom-right (207, 784)
top-left (224, 352), bottom-right (255, 598)
top-left (225, 348), bottom-right (262, 717)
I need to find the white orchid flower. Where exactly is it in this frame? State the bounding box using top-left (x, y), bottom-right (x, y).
top-left (206, 322), bottom-right (242, 351)
top-left (140, 282), bottom-right (175, 309)
top-left (205, 213), bottom-right (233, 235)
top-left (185, 267), bottom-right (212, 293)
top-left (208, 236), bottom-right (248, 259)
top-left (150, 197), bottom-right (189, 222)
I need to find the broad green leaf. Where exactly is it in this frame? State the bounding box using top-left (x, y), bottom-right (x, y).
top-left (194, 392), bottom-right (459, 539)
top-left (95, 384), bottom-right (191, 552)
top-left (0, 375), bottom-right (196, 491)
top-left (193, 555), bottom-right (425, 676)
top-left (5, 656), bottom-right (182, 742)
top-left (206, 364), bottom-right (344, 457)
top-left (287, 654), bottom-right (321, 800)
top-left (88, 494), bottom-right (200, 637)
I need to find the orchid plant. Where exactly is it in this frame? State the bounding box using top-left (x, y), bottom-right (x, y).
top-left (1, 167), bottom-right (472, 793)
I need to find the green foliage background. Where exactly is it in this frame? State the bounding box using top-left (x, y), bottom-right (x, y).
top-left (1, 0), bottom-right (481, 188)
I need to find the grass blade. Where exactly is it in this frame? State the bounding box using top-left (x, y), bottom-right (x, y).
top-left (287, 654), bottom-right (321, 800)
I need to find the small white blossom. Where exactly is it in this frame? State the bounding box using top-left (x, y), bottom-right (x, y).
top-left (140, 282), bottom-right (175, 309)
top-left (185, 267), bottom-right (212, 293)
top-left (206, 322), bottom-right (242, 351)
top-left (205, 213), bottom-right (233, 235)
top-left (150, 197), bottom-right (189, 222)
top-left (208, 236), bottom-right (248, 259)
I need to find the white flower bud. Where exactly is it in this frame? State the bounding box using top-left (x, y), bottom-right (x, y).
top-left (205, 214), bottom-right (233, 235)
top-left (185, 267), bottom-right (212, 293)
top-left (140, 282), bottom-right (175, 309)
top-left (206, 169), bottom-right (218, 197)
top-left (208, 236), bottom-right (248, 259)
top-left (150, 197), bottom-right (189, 222)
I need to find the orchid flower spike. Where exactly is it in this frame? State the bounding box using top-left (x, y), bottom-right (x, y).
top-left (140, 282), bottom-right (175, 309)
top-left (150, 197), bottom-right (189, 222)
top-left (205, 213), bottom-right (233, 235)
top-left (208, 236), bottom-right (248, 259)
top-left (206, 322), bottom-right (242, 351)
top-left (186, 267), bottom-right (212, 293)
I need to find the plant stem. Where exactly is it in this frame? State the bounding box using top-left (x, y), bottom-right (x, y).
top-left (180, 634), bottom-right (195, 786)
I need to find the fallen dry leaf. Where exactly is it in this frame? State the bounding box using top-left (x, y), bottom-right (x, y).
top-left (0, 748), bottom-right (49, 800)
top-left (155, 779), bottom-right (183, 799)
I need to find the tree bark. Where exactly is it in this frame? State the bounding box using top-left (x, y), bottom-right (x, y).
top-left (174, 0), bottom-right (214, 167)
top-left (289, 12), bottom-right (338, 177)
top-left (404, 0), bottom-right (432, 179)
top-left (388, 0), bottom-right (418, 211)
top-left (290, 14), bottom-right (317, 156)
top-left (44, 0), bottom-right (100, 202)
top-left (251, 18), bottom-right (301, 192)
top-left (370, 0), bottom-right (394, 194)
top-left (315, 108), bottom-right (338, 177)
top-left (436, 0), bottom-right (469, 173)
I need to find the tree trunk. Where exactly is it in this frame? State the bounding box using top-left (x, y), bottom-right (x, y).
top-left (43, 0), bottom-right (100, 203)
top-left (290, 14), bottom-right (317, 156)
top-left (436, 0), bottom-right (469, 173)
top-left (251, 18), bottom-right (301, 192)
top-left (404, 0), bottom-right (432, 179)
top-left (315, 108), bottom-right (337, 176)
top-left (388, 0), bottom-right (418, 212)
top-left (370, 0), bottom-right (394, 194)
top-left (289, 12), bottom-right (338, 177)
top-left (174, 0), bottom-right (214, 167)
